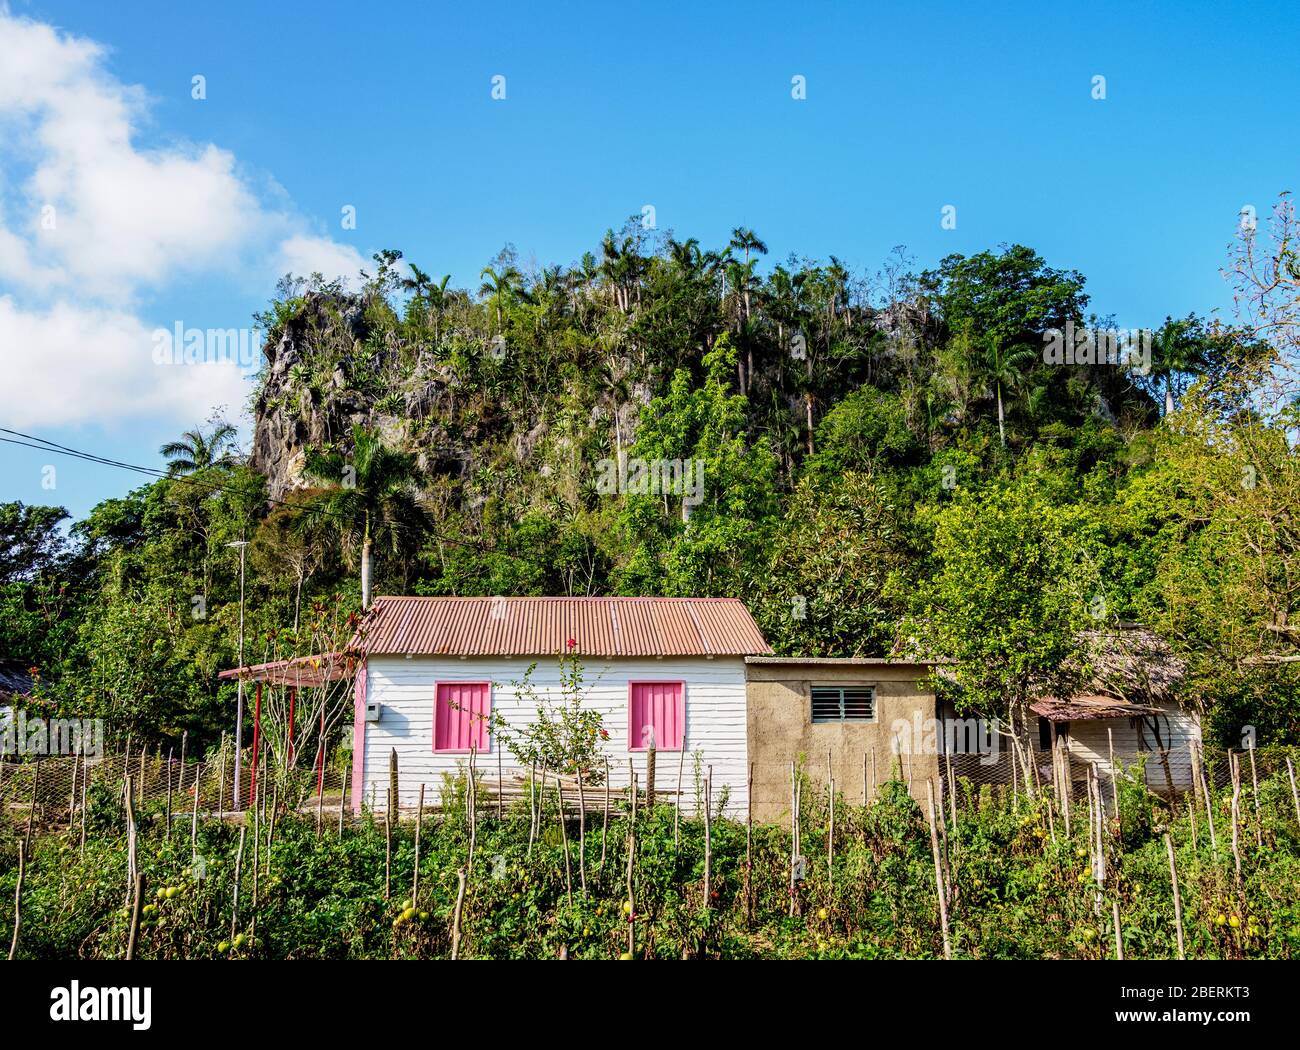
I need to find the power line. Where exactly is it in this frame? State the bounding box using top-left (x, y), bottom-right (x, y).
top-left (0, 426), bottom-right (530, 561)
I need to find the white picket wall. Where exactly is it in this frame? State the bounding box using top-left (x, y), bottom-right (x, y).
top-left (359, 655), bottom-right (749, 815)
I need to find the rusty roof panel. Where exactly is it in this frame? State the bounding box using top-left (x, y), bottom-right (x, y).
top-left (356, 596), bottom-right (771, 658)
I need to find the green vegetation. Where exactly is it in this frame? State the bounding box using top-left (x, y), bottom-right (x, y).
top-left (4, 760), bottom-right (1299, 960)
top-left (4, 210), bottom-right (1300, 754)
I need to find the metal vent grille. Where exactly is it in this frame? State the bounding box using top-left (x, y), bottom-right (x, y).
top-left (811, 686), bottom-right (875, 723)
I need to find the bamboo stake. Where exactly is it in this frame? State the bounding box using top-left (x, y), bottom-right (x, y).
top-left (23, 761), bottom-right (38, 858)
top-left (124, 776), bottom-right (137, 904)
top-left (1248, 747), bottom-right (1262, 848)
top-left (626, 772), bottom-right (637, 958)
top-left (646, 740), bottom-right (656, 810)
top-left (576, 771), bottom-right (587, 897)
top-left (79, 766), bottom-right (87, 859)
top-left (1107, 727), bottom-right (1120, 829)
top-left (926, 781), bottom-right (952, 960)
top-left (745, 761), bottom-right (754, 924)
top-left (338, 766), bottom-right (348, 837)
top-left (218, 731), bottom-right (227, 820)
top-left (451, 868), bottom-right (467, 960)
top-left (600, 758), bottom-right (610, 874)
top-left (412, 783), bottom-right (425, 903)
top-left (467, 749), bottom-right (477, 876)
top-left (827, 774), bottom-right (835, 889)
top-left (125, 872), bottom-right (143, 961)
top-left (164, 747), bottom-right (173, 840)
top-left (314, 740), bottom-right (325, 837)
top-left (8, 847), bottom-right (22, 961)
top-left (1230, 752), bottom-right (1243, 883)
top-left (527, 761), bottom-right (537, 857)
top-left (1112, 899), bottom-right (1124, 961)
top-left (191, 761), bottom-right (202, 861)
top-left (556, 779), bottom-right (573, 907)
top-left (673, 745), bottom-right (686, 847)
top-left (703, 765), bottom-right (713, 909)
top-left (230, 825), bottom-right (246, 942)
top-left (788, 760), bottom-right (798, 918)
top-left (384, 784), bottom-right (392, 900)
top-left (496, 744), bottom-right (503, 820)
top-left (1164, 830), bottom-right (1185, 959)
top-left (69, 741), bottom-right (80, 834)
top-left (1287, 757), bottom-right (1300, 826)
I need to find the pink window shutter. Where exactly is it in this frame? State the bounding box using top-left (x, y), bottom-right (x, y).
top-left (629, 682), bottom-right (683, 750)
top-left (435, 682), bottom-right (490, 752)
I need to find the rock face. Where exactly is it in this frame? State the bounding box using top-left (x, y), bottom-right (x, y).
top-left (250, 293), bottom-right (371, 501)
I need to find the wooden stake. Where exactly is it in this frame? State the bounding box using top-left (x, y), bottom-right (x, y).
top-left (1112, 898), bottom-right (1124, 961)
top-left (646, 741), bottom-right (656, 810)
top-left (451, 868), bottom-right (467, 960)
top-left (190, 761), bottom-right (202, 861)
top-left (673, 745), bottom-right (686, 847)
top-left (745, 761), bottom-right (754, 924)
top-left (1107, 727), bottom-right (1120, 829)
top-left (124, 775), bottom-right (137, 903)
top-left (1248, 747), bottom-right (1262, 848)
top-left (600, 758), bottom-right (610, 874)
top-left (1164, 831), bottom-right (1185, 959)
top-left (1201, 744), bottom-right (1218, 855)
top-left (314, 739), bottom-right (326, 836)
top-left (23, 761), bottom-right (39, 859)
top-left (7, 847), bottom-right (22, 961)
top-left (576, 771), bottom-right (587, 897)
top-left (384, 784), bottom-right (392, 900)
top-left (218, 731), bottom-right (227, 820)
top-left (164, 747), bottom-right (173, 840)
top-left (125, 872), bottom-right (143, 961)
top-left (703, 765), bottom-right (713, 909)
top-left (946, 751), bottom-right (958, 831)
top-left (556, 779), bottom-right (573, 907)
top-left (827, 776), bottom-right (835, 888)
top-left (338, 765), bottom-right (348, 836)
top-left (626, 772), bottom-right (636, 958)
top-left (79, 766), bottom-right (87, 858)
top-left (1287, 756), bottom-right (1300, 826)
top-left (1229, 752), bottom-right (1243, 883)
top-left (412, 783), bottom-right (425, 903)
top-left (467, 749), bottom-right (477, 876)
top-left (926, 781), bottom-right (952, 960)
top-left (788, 760), bottom-right (798, 918)
top-left (230, 825), bottom-right (246, 943)
top-left (69, 741), bottom-right (80, 835)
top-left (496, 745), bottom-right (503, 820)
top-left (527, 761), bottom-right (537, 857)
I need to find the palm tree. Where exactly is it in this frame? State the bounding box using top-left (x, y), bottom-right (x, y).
top-left (1149, 317), bottom-right (1201, 416)
top-left (301, 425), bottom-right (430, 609)
top-left (160, 422), bottom-right (239, 476)
top-left (478, 265), bottom-right (522, 332)
top-left (729, 228), bottom-right (768, 392)
top-left (982, 340), bottom-right (1038, 447)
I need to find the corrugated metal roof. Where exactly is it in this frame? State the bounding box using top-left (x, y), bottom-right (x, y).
top-left (356, 596), bottom-right (772, 658)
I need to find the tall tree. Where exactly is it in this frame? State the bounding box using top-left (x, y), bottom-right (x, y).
top-left (302, 425), bottom-right (431, 609)
top-left (159, 422), bottom-right (239, 476)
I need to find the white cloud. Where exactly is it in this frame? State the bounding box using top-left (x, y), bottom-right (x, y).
top-left (275, 234), bottom-right (367, 287)
top-left (0, 296), bottom-right (248, 428)
top-left (0, 8), bottom-right (364, 429)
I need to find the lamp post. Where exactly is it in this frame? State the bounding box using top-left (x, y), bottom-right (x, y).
top-left (228, 539), bottom-right (249, 809)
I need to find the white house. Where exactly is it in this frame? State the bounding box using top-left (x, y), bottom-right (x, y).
top-left (350, 596), bottom-right (772, 815)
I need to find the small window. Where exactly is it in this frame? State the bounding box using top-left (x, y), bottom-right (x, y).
top-left (629, 681), bottom-right (684, 750)
top-left (811, 685), bottom-right (875, 723)
top-left (434, 682), bottom-right (491, 753)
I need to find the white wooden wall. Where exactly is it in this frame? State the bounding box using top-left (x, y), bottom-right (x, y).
top-left (1066, 701), bottom-right (1201, 791)
top-left (358, 655), bottom-right (749, 815)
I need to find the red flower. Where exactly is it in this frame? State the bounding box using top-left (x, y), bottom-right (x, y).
top-left (599, 728), bottom-right (610, 740)
top-left (566, 638), bottom-right (576, 649)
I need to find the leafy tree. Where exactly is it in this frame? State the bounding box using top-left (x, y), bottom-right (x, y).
top-left (302, 425), bottom-right (431, 609)
top-left (159, 421), bottom-right (240, 476)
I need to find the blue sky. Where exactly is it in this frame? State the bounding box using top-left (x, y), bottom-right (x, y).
top-left (2, 0), bottom-right (1297, 519)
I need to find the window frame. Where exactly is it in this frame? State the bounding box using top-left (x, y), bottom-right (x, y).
top-left (810, 683), bottom-right (877, 724)
top-left (627, 679), bottom-right (686, 752)
top-left (432, 680), bottom-right (492, 755)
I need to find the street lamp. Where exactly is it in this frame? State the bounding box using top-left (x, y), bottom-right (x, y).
top-left (227, 539), bottom-right (249, 809)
